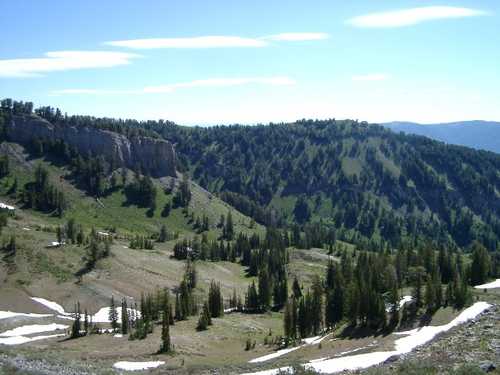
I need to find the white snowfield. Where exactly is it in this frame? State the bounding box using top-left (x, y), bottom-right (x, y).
top-left (0, 311), bottom-right (52, 320)
top-left (92, 306), bottom-right (141, 323)
top-left (0, 333), bottom-right (65, 346)
top-left (249, 334), bottom-right (331, 363)
top-left (113, 361), bottom-right (165, 371)
top-left (474, 279), bottom-right (500, 289)
top-left (30, 297), bottom-right (69, 316)
top-left (242, 302), bottom-right (491, 375)
top-left (0, 323), bottom-right (68, 337)
top-left (0, 202), bottom-right (15, 210)
top-left (30, 297), bottom-right (140, 323)
top-left (0, 296), bottom-right (139, 347)
top-left (249, 346), bottom-right (302, 364)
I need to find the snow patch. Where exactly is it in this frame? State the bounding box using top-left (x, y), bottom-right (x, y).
top-left (474, 279), bottom-right (500, 289)
top-left (91, 307), bottom-right (140, 323)
top-left (30, 297), bottom-right (68, 316)
top-left (0, 323), bottom-right (68, 337)
top-left (0, 333), bottom-right (65, 346)
top-left (242, 302), bottom-right (491, 374)
top-left (0, 311), bottom-right (52, 320)
top-left (0, 202), bottom-right (15, 210)
top-left (113, 361), bottom-right (165, 371)
top-left (249, 334), bottom-right (330, 363)
top-left (386, 295), bottom-right (413, 312)
top-left (249, 346), bottom-right (302, 363)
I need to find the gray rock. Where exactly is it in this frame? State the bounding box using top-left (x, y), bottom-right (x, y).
top-left (7, 114), bottom-right (176, 177)
top-left (479, 361), bottom-right (496, 372)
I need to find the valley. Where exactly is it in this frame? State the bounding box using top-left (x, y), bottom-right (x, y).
top-left (0, 103), bottom-right (499, 374)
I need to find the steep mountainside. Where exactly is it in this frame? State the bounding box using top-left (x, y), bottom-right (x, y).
top-left (384, 121), bottom-right (500, 154)
top-left (2, 101), bottom-right (500, 251)
top-left (157, 120), bottom-right (500, 250)
top-left (6, 114), bottom-right (176, 177)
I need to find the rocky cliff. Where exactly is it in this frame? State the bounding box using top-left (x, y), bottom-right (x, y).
top-left (6, 115), bottom-right (176, 177)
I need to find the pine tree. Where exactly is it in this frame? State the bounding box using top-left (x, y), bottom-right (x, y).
top-left (159, 304), bottom-right (171, 353)
top-left (411, 267), bottom-right (425, 309)
top-left (109, 296), bottom-right (119, 331)
top-left (224, 211), bottom-right (234, 240)
top-left (292, 277), bottom-right (302, 299)
top-left (388, 283), bottom-right (400, 328)
top-left (245, 281), bottom-right (259, 312)
top-left (258, 269), bottom-right (271, 311)
top-left (283, 299), bottom-right (297, 340)
top-left (208, 280), bottom-right (224, 318)
top-left (425, 277), bottom-right (436, 313)
top-left (311, 276), bottom-right (323, 335)
top-left (175, 292), bottom-right (183, 320)
top-left (83, 309), bottom-right (89, 336)
top-left (184, 259), bottom-right (197, 289)
top-left (470, 242), bottom-right (491, 286)
top-left (121, 299), bottom-right (129, 334)
top-left (197, 302), bottom-right (211, 331)
top-left (70, 302), bottom-right (81, 339)
top-left (158, 224), bottom-right (168, 242)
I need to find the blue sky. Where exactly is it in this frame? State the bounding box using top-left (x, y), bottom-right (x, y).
top-left (1, 0), bottom-right (499, 125)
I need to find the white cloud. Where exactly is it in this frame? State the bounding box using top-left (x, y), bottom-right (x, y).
top-left (347, 6), bottom-right (487, 28)
top-left (352, 74), bottom-right (390, 81)
top-left (263, 33), bottom-right (330, 41)
top-left (104, 33), bottom-right (329, 49)
top-left (0, 51), bottom-right (140, 78)
top-left (104, 36), bottom-right (268, 49)
top-left (51, 77), bottom-right (296, 95)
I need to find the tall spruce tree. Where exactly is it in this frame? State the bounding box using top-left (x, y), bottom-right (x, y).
top-left (109, 296), bottom-right (119, 331)
top-left (159, 304), bottom-right (171, 353)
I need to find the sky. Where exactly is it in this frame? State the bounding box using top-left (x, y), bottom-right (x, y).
top-left (1, 0), bottom-right (499, 125)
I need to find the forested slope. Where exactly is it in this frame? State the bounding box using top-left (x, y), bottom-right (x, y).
top-left (2, 99), bottom-right (500, 251)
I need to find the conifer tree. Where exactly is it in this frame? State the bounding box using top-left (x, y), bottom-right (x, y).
top-left (121, 299), bottom-right (129, 334)
top-left (109, 296), bottom-right (119, 331)
top-left (388, 283), bottom-right (400, 328)
top-left (470, 242), bottom-right (491, 286)
top-left (197, 301), bottom-right (211, 331)
top-left (245, 281), bottom-right (259, 312)
top-left (283, 299), bottom-right (297, 341)
top-left (311, 276), bottom-right (323, 335)
top-left (83, 309), bottom-right (89, 336)
top-left (70, 302), bottom-right (81, 339)
top-left (292, 277), bottom-right (302, 299)
top-left (224, 211), bottom-right (234, 240)
top-left (258, 269), bottom-right (271, 311)
top-left (159, 304), bottom-right (171, 353)
top-left (158, 224), bottom-right (168, 242)
top-left (208, 280), bottom-right (224, 318)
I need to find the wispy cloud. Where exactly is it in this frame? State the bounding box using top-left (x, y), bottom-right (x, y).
top-left (0, 51), bottom-right (140, 78)
top-left (105, 36), bottom-right (267, 49)
top-left (262, 32), bottom-right (330, 41)
top-left (352, 74), bottom-right (390, 81)
top-left (104, 33), bottom-right (329, 49)
top-left (347, 6), bottom-right (487, 28)
top-left (51, 77), bottom-right (296, 95)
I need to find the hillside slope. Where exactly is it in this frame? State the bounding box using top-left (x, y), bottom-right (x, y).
top-left (384, 121), bottom-right (500, 154)
top-left (2, 103), bottom-right (500, 251)
top-left (157, 120), bottom-right (500, 250)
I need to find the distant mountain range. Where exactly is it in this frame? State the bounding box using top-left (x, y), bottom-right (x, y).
top-left (383, 121), bottom-right (500, 154)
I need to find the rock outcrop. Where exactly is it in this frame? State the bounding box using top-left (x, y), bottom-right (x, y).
top-left (6, 115), bottom-right (176, 177)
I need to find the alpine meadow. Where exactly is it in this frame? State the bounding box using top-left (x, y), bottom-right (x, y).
top-left (1, 1), bottom-right (499, 375)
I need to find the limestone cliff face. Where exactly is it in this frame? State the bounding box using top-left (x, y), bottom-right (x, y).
top-left (7, 115), bottom-right (176, 177)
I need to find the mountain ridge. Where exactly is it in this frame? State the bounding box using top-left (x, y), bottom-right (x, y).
top-left (383, 120), bottom-right (500, 154)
